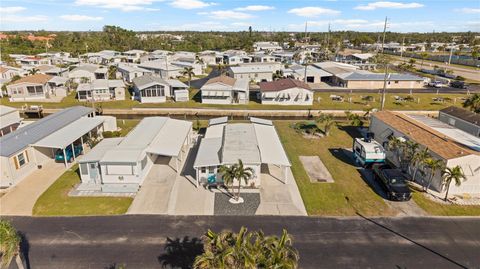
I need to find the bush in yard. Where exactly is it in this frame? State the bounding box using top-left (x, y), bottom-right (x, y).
top-left (103, 131), bottom-right (121, 138)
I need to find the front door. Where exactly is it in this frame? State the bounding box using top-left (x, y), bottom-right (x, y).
top-left (89, 163), bottom-right (98, 183)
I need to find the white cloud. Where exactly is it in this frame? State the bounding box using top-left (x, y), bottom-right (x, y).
top-left (60, 14), bottom-right (103, 21)
top-left (455, 8), bottom-right (480, 14)
top-left (355, 2), bottom-right (424, 10)
top-left (0, 6), bottom-right (26, 13)
top-left (235, 5), bottom-right (274, 11)
top-left (74, 0), bottom-right (162, 11)
top-left (287, 7), bottom-right (340, 17)
top-left (170, 0), bottom-right (215, 9)
top-left (2, 15), bottom-right (48, 23)
top-left (231, 22), bottom-right (251, 27)
top-left (201, 10), bottom-right (254, 20)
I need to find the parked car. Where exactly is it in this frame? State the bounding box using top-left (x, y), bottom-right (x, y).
top-left (428, 81), bottom-right (446, 88)
top-left (55, 144), bottom-right (83, 163)
top-left (372, 164), bottom-right (412, 201)
top-left (450, 81), bottom-right (467, 89)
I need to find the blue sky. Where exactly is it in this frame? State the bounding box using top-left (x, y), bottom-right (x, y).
top-left (1, 0), bottom-right (479, 32)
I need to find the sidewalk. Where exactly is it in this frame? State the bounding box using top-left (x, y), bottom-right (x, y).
top-left (0, 160), bottom-right (66, 216)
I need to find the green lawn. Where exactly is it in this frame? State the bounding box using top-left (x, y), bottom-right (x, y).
top-left (33, 165), bottom-right (132, 216)
top-left (1, 90), bottom-right (470, 112)
top-left (412, 191), bottom-right (480, 216)
top-left (274, 121), bottom-right (396, 216)
top-left (117, 119), bottom-right (140, 136)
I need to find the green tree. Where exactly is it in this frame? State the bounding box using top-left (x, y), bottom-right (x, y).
top-left (462, 93), bottom-right (480, 113)
top-left (194, 227), bottom-right (299, 269)
top-left (420, 52), bottom-right (429, 68)
top-left (441, 166), bottom-right (466, 201)
top-left (345, 111), bottom-right (364, 127)
top-left (108, 65), bottom-right (117, 79)
top-left (388, 136), bottom-right (404, 166)
top-left (424, 158), bottom-right (444, 192)
top-left (316, 113), bottom-right (335, 136)
top-left (181, 66), bottom-right (195, 88)
top-left (217, 63), bottom-right (226, 75)
top-left (410, 147), bottom-right (431, 183)
top-left (218, 159), bottom-right (254, 202)
top-left (28, 68), bottom-right (39, 75)
top-left (0, 220), bottom-right (24, 269)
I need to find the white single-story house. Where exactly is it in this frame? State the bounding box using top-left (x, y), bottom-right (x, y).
top-left (6, 74), bottom-right (66, 102)
top-left (369, 111), bottom-right (480, 195)
top-left (0, 105), bottom-right (21, 137)
top-left (77, 79), bottom-right (126, 101)
top-left (197, 51), bottom-right (217, 65)
top-left (286, 64), bottom-right (332, 83)
top-left (227, 65), bottom-right (273, 82)
top-left (68, 64), bottom-right (108, 83)
top-left (132, 75), bottom-right (188, 103)
top-left (138, 60), bottom-right (183, 79)
top-left (123, 49), bottom-right (146, 63)
top-left (78, 117), bottom-right (193, 193)
top-left (0, 66), bottom-right (25, 80)
top-left (193, 117), bottom-right (291, 187)
top-left (0, 106), bottom-right (114, 188)
top-left (200, 75), bottom-right (249, 105)
top-left (253, 42), bottom-right (283, 52)
top-left (36, 65), bottom-right (68, 77)
top-left (438, 106), bottom-right (480, 138)
top-left (117, 64), bottom-right (152, 83)
top-left (259, 78), bottom-right (313, 106)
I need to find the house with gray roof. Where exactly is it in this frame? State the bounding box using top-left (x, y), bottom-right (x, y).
top-left (68, 64), bottom-right (108, 83)
top-left (0, 106), bottom-right (114, 188)
top-left (227, 64), bottom-right (274, 82)
top-left (77, 79), bottom-right (126, 101)
top-left (193, 117), bottom-right (291, 188)
top-left (117, 63), bottom-right (152, 83)
top-left (132, 74), bottom-right (188, 103)
top-left (438, 106), bottom-right (480, 137)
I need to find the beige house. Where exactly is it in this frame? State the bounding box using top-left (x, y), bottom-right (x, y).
top-left (77, 79), bottom-right (126, 101)
top-left (200, 76), bottom-right (249, 105)
top-left (259, 78), bottom-right (313, 106)
top-left (370, 111), bottom-right (480, 195)
top-left (6, 74), bottom-right (66, 102)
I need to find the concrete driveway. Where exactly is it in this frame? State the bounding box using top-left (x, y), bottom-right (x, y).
top-left (0, 160), bottom-right (66, 216)
top-left (126, 157), bottom-right (177, 215)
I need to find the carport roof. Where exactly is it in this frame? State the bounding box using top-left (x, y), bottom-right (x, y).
top-left (33, 117), bottom-right (104, 149)
top-left (253, 123), bottom-right (291, 166)
top-left (146, 119), bottom-right (192, 157)
top-left (78, 137), bottom-right (123, 163)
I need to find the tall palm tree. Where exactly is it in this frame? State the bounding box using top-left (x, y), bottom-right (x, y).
top-left (420, 52), bottom-right (429, 68)
top-left (402, 140), bottom-right (419, 172)
top-left (345, 111), bottom-right (364, 127)
top-left (219, 159), bottom-right (254, 202)
top-left (387, 136), bottom-right (404, 166)
top-left (0, 220), bottom-right (24, 269)
top-left (424, 158), bottom-right (444, 192)
top-left (28, 68), bottom-right (39, 75)
top-left (462, 93), bottom-right (480, 113)
top-left (259, 229), bottom-right (299, 268)
top-left (441, 166), bottom-right (466, 201)
top-left (411, 147), bottom-right (431, 183)
top-left (217, 63), bottom-right (226, 75)
top-left (182, 66), bottom-right (195, 88)
top-left (316, 113), bottom-right (335, 136)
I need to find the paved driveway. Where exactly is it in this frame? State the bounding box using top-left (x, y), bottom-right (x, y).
top-left (0, 160), bottom-right (66, 216)
top-left (126, 157), bottom-right (177, 215)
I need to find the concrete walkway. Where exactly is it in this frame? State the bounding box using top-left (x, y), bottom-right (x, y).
top-left (256, 165), bottom-right (307, 216)
top-left (126, 157), bottom-right (177, 215)
top-left (299, 156), bottom-right (334, 183)
top-left (0, 160), bottom-right (66, 216)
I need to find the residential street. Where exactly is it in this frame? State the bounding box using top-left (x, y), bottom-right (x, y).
top-left (4, 216), bottom-right (480, 269)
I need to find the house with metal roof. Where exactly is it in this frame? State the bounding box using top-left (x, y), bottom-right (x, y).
top-left (0, 106), bottom-right (115, 188)
top-left (369, 110), bottom-right (480, 195)
top-left (68, 64), bottom-right (108, 83)
top-left (117, 63), bottom-right (152, 83)
top-left (200, 75), bottom-right (249, 104)
top-left (5, 74), bottom-right (68, 102)
top-left (138, 60), bottom-right (183, 78)
top-left (76, 79), bottom-right (126, 101)
top-left (438, 106), bottom-right (480, 137)
top-left (77, 117), bottom-right (192, 193)
top-left (227, 64), bottom-right (274, 82)
top-left (259, 78), bottom-right (313, 106)
top-left (193, 117), bottom-right (291, 188)
top-left (0, 105), bottom-right (21, 137)
top-left (132, 74), bottom-right (188, 103)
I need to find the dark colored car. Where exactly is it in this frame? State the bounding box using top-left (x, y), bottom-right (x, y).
top-left (450, 81), bottom-right (467, 89)
top-left (372, 164), bottom-right (412, 201)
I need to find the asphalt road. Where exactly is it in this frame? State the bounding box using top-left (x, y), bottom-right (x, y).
top-left (4, 216), bottom-right (480, 269)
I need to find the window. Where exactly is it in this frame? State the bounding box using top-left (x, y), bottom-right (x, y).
top-left (80, 163), bottom-right (88, 175)
top-left (208, 166), bottom-right (214, 174)
top-left (448, 118), bottom-right (455, 126)
top-left (141, 156), bottom-right (148, 170)
top-left (15, 152), bottom-right (28, 169)
top-left (201, 167), bottom-right (206, 173)
top-left (394, 81), bottom-right (399, 84)
top-left (106, 164), bottom-right (134, 175)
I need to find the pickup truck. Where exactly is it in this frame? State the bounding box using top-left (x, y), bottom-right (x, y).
top-left (55, 144), bottom-right (83, 163)
top-left (372, 164), bottom-right (412, 201)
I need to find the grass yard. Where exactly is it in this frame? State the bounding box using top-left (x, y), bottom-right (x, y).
top-left (117, 119), bottom-right (141, 136)
top-left (33, 165), bottom-right (132, 216)
top-left (274, 121), bottom-right (396, 216)
top-left (411, 191), bottom-right (480, 216)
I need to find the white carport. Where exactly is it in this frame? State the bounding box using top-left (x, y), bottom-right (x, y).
top-left (146, 119), bottom-right (193, 174)
top-left (32, 117), bottom-right (104, 167)
top-left (251, 117), bottom-right (291, 183)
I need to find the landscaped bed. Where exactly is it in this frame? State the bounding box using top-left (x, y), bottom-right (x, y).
top-left (33, 165), bottom-right (133, 216)
top-left (411, 191), bottom-right (480, 216)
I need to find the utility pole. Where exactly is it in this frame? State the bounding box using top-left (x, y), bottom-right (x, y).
top-left (304, 21), bottom-right (308, 42)
top-left (381, 17), bottom-right (388, 54)
top-left (400, 36), bottom-right (405, 60)
top-left (326, 23), bottom-right (331, 59)
top-left (448, 47), bottom-right (454, 65)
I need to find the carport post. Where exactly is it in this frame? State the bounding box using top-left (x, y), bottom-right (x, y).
top-left (63, 148), bottom-right (68, 168)
top-left (175, 157), bottom-right (180, 175)
top-left (71, 143), bottom-right (76, 161)
top-left (284, 166), bottom-right (288, 184)
top-left (80, 136), bottom-right (84, 149)
top-left (196, 168), bottom-right (199, 188)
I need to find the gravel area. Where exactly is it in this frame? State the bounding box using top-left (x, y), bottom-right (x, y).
top-left (214, 193), bottom-right (260, 215)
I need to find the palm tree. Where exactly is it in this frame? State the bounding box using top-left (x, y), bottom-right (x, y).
top-left (424, 158), bottom-right (444, 192)
top-left (411, 147), bottom-right (431, 183)
top-left (28, 68), bottom-right (39, 75)
top-left (218, 159), bottom-right (254, 202)
top-left (194, 227), bottom-right (298, 269)
top-left (345, 111), bottom-right (364, 127)
top-left (182, 66), bottom-right (195, 88)
top-left (462, 93), bottom-right (480, 113)
top-left (387, 136), bottom-right (404, 166)
top-left (0, 220), bottom-right (24, 269)
top-left (108, 65), bottom-right (117, 79)
top-left (217, 63), bottom-right (226, 75)
top-left (316, 113), bottom-right (335, 136)
top-left (441, 166), bottom-right (466, 201)
top-left (402, 140), bottom-right (419, 172)
top-left (420, 52), bottom-right (429, 68)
